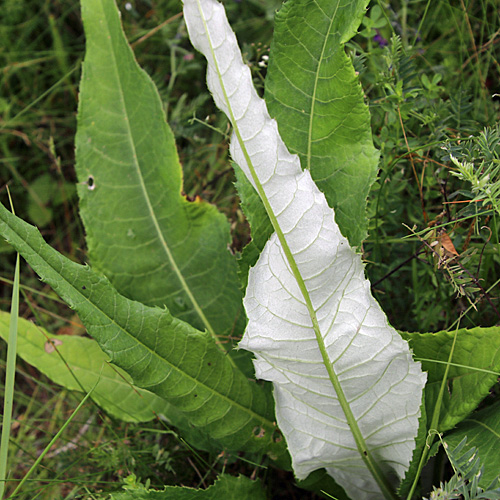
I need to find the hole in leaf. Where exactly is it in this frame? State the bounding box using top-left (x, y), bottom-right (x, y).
top-left (87, 175), bottom-right (95, 190)
top-left (272, 429), bottom-right (282, 443)
top-left (253, 426), bottom-right (266, 438)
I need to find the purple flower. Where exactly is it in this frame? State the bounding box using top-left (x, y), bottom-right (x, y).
top-left (374, 29), bottom-right (388, 47)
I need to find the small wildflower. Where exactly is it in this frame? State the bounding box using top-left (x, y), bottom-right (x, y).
top-left (373, 29), bottom-right (388, 47)
top-left (258, 54), bottom-right (269, 68)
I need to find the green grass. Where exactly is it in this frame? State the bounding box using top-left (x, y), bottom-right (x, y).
top-left (0, 0), bottom-right (499, 498)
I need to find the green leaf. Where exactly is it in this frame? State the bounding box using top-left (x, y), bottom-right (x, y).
top-left (0, 314), bottom-right (231, 452)
top-left (445, 403), bottom-right (500, 490)
top-left (109, 474), bottom-right (266, 500)
top-left (76, 0), bottom-right (244, 342)
top-left (0, 202), bottom-right (287, 461)
top-left (0, 312), bottom-right (235, 450)
top-left (264, 0), bottom-right (379, 248)
top-left (296, 469), bottom-right (350, 500)
top-left (234, 168), bottom-right (273, 289)
top-left (402, 326), bottom-right (500, 432)
top-left (0, 311), bottom-right (172, 423)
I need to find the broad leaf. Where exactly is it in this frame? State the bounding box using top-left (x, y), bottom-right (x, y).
top-left (265, 0), bottom-right (378, 247)
top-left (110, 474), bottom-right (266, 500)
top-left (0, 203), bottom-right (287, 461)
top-left (76, 0), bottom-right (244, 342)
top-left (403, 326), bottom-right (500, 431)
top-left (444, 401), bottom-right (500, 489)
top-left (182, 1), bottom-right (426, 499)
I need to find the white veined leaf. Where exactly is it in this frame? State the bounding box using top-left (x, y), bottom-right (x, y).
top-left (182, 1), bottom-right (427, 498)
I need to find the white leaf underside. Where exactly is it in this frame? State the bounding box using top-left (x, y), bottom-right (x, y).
top-left (183, 1), bottom-right (427, 498)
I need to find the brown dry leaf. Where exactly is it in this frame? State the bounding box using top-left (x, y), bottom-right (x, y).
top-left (438, 231), bottom-right (459, 257)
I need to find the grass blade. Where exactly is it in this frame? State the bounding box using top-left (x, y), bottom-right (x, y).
top-left (0, 254), bottom-right (20, 499)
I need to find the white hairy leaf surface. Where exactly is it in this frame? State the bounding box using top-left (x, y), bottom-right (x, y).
top-left (183, 0), bottom-right (427, 498)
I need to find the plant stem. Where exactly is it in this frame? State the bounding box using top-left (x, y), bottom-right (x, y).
top-left (401, 0), bottom-right (408, 46)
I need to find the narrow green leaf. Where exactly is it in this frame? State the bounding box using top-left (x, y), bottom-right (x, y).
top-left (0, 202), bottom-right (287, 460)
top-left (109, 474), bottom-right (266, 500)
top-left (265, 0), bottom-right (379, 247)
top-left (0, 311), bottom-right (169, 423)
top-left (76, 0), bottom-right (244, 341)
top-left (402, 326), bottom-right (500, 431)
top-left (445, 402), bottom-right (500, 489)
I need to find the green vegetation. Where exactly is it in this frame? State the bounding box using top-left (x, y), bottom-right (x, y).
top-left (1, 0), bottom-right (499, 498)
top-left (352, 2), bottom-right (500, 332)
